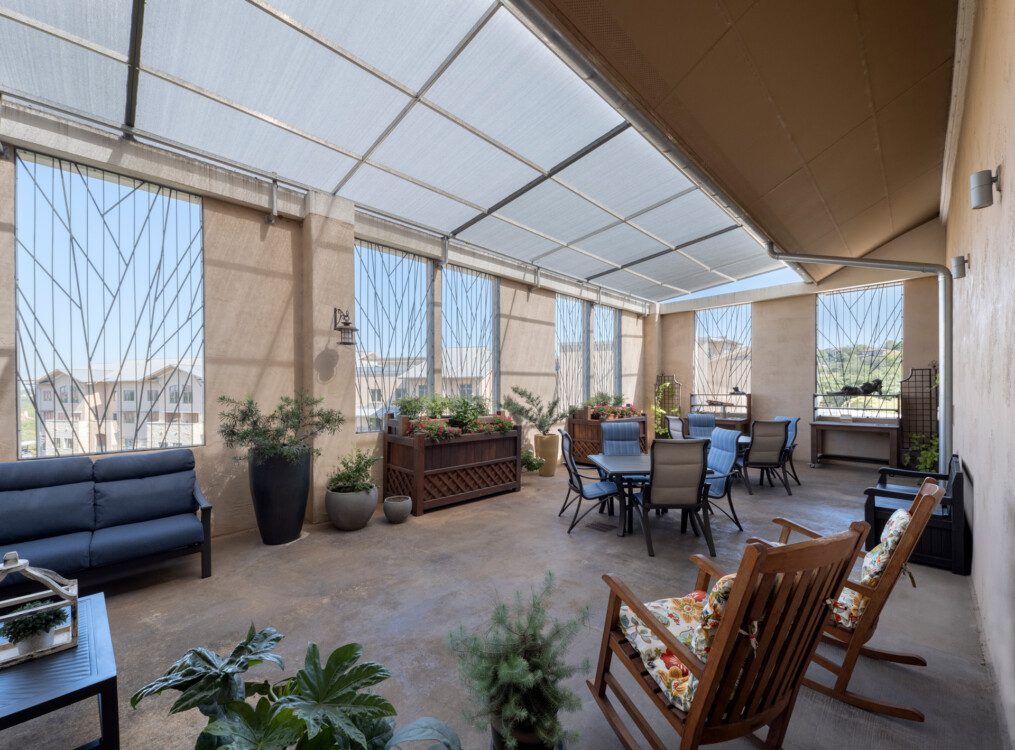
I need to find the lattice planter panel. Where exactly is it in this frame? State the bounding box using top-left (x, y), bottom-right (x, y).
top-left (382, 426), bottom-right (521, 516)
top-left (564, 414), bottom-right (647, 466)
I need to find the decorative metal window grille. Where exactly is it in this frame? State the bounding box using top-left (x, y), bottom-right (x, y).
top-left (354, 240), bottom-right (433, 432)
top-left (694, 303), bottom-right (751, 395)
top-left (816, 283), bottom-right (903, 418)
top-left (590, 304), bottom-right (622, 397)
top-left (555, 294), bottom-right (585, 408)
top-left (15, 151), bottom-right (204, 458)
top-left (440, 265), bottom-right (499, 405)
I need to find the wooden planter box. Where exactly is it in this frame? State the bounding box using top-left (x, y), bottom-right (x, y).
top-left (565, 412), bottom-right (647, 466)
top-left (382, 417), bottom-right (521, 516)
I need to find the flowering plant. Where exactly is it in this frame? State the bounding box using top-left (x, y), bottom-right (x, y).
top-left (479, 415), bottom-right (515, 433)
top-left (409, 417), bottom-right (462, 442)
top-left (589, 402), bottom-right (639, 420)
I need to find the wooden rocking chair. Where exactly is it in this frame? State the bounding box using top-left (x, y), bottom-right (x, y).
top-left (590, 521), bottom-right (868, 749)
top-left (769, 477), bottom-right (945, 722)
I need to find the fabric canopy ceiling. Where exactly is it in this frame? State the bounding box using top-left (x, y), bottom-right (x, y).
top-left (0, 0), bottom-right (787, 302)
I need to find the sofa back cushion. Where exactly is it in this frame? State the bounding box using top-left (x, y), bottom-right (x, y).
top-left (93, 449), bottom-right (196, 528)
top-left (0, 456), bottom-right (95, 544)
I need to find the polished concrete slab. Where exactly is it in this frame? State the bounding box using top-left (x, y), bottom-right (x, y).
top-left (1, 463), bottom-right (1008, 749)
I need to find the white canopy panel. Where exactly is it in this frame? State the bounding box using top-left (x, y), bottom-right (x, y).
top-left (0, 0), bottom-right (787, 303)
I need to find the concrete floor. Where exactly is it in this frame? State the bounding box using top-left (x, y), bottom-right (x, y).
top-left (2, 462), bottom-right (1009, 750)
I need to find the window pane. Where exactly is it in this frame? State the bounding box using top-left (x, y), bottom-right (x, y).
top-left (590, 305), bottom-right (620, 397)
top-left (816, 283), bottom-right (902, 418)
top-left (555, 295), bottom-right (585, 408)
top-left (441, 265), bottom-right (497, 404)
top-left (354, 241), bottom-right (433, 432)
top-left (15, 152), bottom-right (204, 458)
top-left (694, 304), bottom-right (752, 396)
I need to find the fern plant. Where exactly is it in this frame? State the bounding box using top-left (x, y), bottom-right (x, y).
top-left (500, 387), bottom-right (567, 435)
top-left (448, 573), bottom-right (589, 749)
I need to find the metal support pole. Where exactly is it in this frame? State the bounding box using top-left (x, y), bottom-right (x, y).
top-left (766, 242), bottom-right (954, 472)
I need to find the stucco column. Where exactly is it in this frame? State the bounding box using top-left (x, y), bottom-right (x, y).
top-left (299, 192), bottom-right (357, 523)
top-left (0, 151), bottom-right (15, 461)
top-left (431, 263), bottom-right (442, 396)
top-left (640, 308), bottom-right (661, 437)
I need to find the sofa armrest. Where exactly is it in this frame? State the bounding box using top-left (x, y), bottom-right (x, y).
top-left (194, 485), bottom-right (212, 512)
top-left (864, 486), bottom-right (920, 502)
top-left (876, 466), bottom-right (947, 483)
top-left (195, 485), bottom-right (212, 579)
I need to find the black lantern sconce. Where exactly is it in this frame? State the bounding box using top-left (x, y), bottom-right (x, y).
top-left (333, 307), bottom-right (357, 346)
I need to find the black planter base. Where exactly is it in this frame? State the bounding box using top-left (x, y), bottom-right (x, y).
top-left (248, 452), bottom-right (311, 545)
top-left (490, 725), bottom-right (564, 750)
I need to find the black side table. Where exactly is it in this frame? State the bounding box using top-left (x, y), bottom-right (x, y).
top-left (0, 593), bottom-right (119, 749)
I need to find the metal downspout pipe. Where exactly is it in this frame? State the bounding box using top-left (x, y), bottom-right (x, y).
top-left (766, 243), bottom-right (954, 472)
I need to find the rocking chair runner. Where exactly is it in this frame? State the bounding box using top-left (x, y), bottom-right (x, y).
top-left (769, 477), bottom-right (945, 722)
top-left (590, 521), bottom-right (869, 749)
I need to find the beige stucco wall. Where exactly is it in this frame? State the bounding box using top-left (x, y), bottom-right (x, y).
top-left (0, 152), bottom-right (14, 462)
top-left (621, 310), bottom-right (645, 408)
top-left (943, 0), bottom-right (1015, 737)
top-left (903, 275), bottom-right (940, 375)
top-left (659, 310), bottom-right (694, 416)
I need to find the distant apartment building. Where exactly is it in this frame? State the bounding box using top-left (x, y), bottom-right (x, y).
top-left (32, 359), bottom-right (204, 457)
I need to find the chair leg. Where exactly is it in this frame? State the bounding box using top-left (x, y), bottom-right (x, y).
top-left (559, 487), bottom-right (574, 517)
top-left (567, 496), bottom-right (585, 533)
top-left (726, 486), bottom-right (742, 531)
top-left (779, 465), bottom-right (793, 496)
top-left (698, 506), bottom-right (716, 557)
top-left (637, 504), bottom-right (655, 557)
top-left (742, 466), bottom-right (753, 496)
top-left (680, 509), bottom-right (688, 534)
top-left (686, 509), bottom-right (702, 539)
top-left (788, 454), bottom-right (801, 485)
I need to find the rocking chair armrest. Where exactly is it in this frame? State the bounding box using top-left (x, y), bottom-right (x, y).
top-left (603, 575), bottom-right (707, 679)
top-left (842, 578), bottom-right (876, 596)
top-left (690, 554), bottom-right (729, 591)
top-left (771, 517), bottom-right (822, 544)
top-left (745, 536), bottom-right (782, 548)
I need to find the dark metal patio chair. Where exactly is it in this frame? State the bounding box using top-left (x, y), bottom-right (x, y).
top-left (705, 427), bottom-right (743, 530)
top-left (558, 429), bottom-right (622, 534)
top-left (742, 419), bottom-right (792, 495)
top-left (774, 415), bottom-right (802, 485)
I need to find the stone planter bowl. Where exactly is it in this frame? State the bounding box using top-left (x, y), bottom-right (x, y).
top-left (325, 487), bottom-right (377, 531)
top-left (383, 495), bottom-right (413, 524)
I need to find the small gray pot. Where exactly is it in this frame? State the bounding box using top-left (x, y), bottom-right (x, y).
top-left (383, 495), bottom-right (413, 524)
top-left (325, 487), bottom-right (377, 531)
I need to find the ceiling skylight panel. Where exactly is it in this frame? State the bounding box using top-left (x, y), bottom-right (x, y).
top-left (629, 189), bottom-right (738, 247)
top-left (678, 228), bottom-right (763, 268)
top-left (0, 16), bottom-right (126, 123)
top-left (716, 254), bottom-right (785, 279)
top-left (556, 128), bottom-right (692, 217)
top-left (370, 104), bottom-right (539, 208)
top-left (338, 164), bottom-right (476, 233)
top-left (267, 0), bottom-right (493, 92)
top-left (141, 0), bottom-right (409, 157)
top-left (538, 247), bottom-right (617, 279)
top-left (136, 74), bottom-right (358, 192)
top-left (571, 223), bottom-right (667, 266)
top-left (425, 8), bottom-right (623, 169)
top-left (456, 216), bottom-right (559, 261)
top-left (495, 180), bottom-right (614, 244)
top-left (625, 251), bottom-right (713, 290)
top-left (0, 0), bottom-right (132, 54)
top-left (596, 270), bottom-right (676, 300)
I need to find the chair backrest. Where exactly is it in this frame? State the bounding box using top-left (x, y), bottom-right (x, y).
top-left (559, 429), bottom-right (584, 494)
top-left (664, 415), bottom-right (685, 439)
top-left (601, 420), bottom-right (642, 456)
top-left (687, 412), bottom-right (716, 439)
top-left (646, 439), bottom-right (708, 508)
top-left (692, 521), bottom-right (869, 732)
top-left (707, 428), bottom-right (739, 476)
top-left (746, 420), bottom-right (788, 465)
top-left (774, 415), bottom-right (800, 449)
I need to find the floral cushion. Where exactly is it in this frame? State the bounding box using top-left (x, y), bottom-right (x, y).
top-left (618, 575), bottom-right (736, 711)
top-left (831, 509), bottom-right (911, 629)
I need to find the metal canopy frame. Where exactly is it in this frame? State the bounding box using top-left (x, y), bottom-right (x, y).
top-left (0, 0), bottom-right (789, 303)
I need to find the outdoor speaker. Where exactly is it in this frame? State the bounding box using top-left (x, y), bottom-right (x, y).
top-left (970, 167), bottom-right (999, 209)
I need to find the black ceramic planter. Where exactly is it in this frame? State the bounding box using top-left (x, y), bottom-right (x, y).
top-left (247, 451), bottom-right (311, 545)
top-left (490, 723), bottom-right (563, 750)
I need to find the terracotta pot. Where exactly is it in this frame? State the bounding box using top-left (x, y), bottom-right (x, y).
top-left (533, 433), bottom-right (559, 477)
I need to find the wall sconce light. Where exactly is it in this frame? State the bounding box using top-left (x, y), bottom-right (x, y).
top-left (970, 166), bottom-right (1001, 209)
top-left (333, 307), bottom-right (357, 346)
top-left (951, 255), bottom-right (969, 279)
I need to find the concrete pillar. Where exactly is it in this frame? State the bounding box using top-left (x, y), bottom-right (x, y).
top-left (639, 309), bottom-right (661, 437)
top-left (660, 311), bottom-right (695, 416)
top-left (0, 151), bottom-right (14, 461)
top-left (903, 276), bottom-right (939, 375)
top-left (431, 263), bottom-right (442, 396)
top-left (298, 193), bottom-right (357, 524)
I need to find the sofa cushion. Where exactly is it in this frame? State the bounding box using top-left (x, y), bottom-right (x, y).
top-left (0, 482), bottom-right (95, 545)
top-left (0, 455), bottom-right (93, 491)
top-left (89, 513), bottom-right (203, 568)
top-left (92, 448), bottom-right (195, 482)
top-left (0, 532), bottom-right (92, 587)
top-left (94, 471), bottom-right (196, 529)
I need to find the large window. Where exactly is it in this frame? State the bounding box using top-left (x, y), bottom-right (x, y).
top-left (590, 304), bottom-right (621, 397)
top-left (694, 303), bottom-right (751, 395)
top-left (441, 265), bottom-right (498, 404)
top-left (555, 295), bottom-right (586, 408)
top-left (354, 241), bottom-right (433, 432)
top-left (15, 152), bottom-right (204, 458)
top-left (816, 283), bottom-right (903, 417)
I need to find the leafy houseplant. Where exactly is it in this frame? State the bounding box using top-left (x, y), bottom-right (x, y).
top-left (393, 395), bottom-right (426, 419)
top-left (500, 387), bottom-right (568, 478)
top-left (0, 600), bottom-right (68, 655)
top-left (447, 395), bottom-right (489, 431)
top-left (520, 449), bottom-right (545, 472)
top-left (325, 450), bottom-right (380, 532)
top-left (218, 392), bottom-right (344, 545)
top-left (449, 573), bottom-right (590, 750)
top-left (131, 625), bottom-right (460, 750)
top-left (651, 381), bottom-right (680, 438)
top-left (908, 433), bottom-right (940, 472)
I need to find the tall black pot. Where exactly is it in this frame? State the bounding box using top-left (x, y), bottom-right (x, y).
top-left (247, 450), bottom-right (311, 545)
top-left (490, 722), bottom-right (564, 750)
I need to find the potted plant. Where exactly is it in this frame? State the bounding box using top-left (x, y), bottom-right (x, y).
top-left (500, 387), bottom-right (568, 477)
top-left (0, 600), bottom-right (68, 655)
top-left (218, 392), bottom-right (344, 545)
top-left (520, 449), bottom-right (545, 473)
top-left (132, 625), bottom-right (461, 749)
top-left (449, 573), bottom-right (589, 750)
top-left (325, 449), bottom-right (380, 531)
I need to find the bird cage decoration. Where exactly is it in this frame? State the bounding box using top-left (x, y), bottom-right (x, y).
top-left (0, 551), bottom-right (78, 669)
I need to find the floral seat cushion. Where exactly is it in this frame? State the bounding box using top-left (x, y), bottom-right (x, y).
top-left (831, 509), bottom-right (911, 630)
top-left (619, 575), bottom-right (736, 711)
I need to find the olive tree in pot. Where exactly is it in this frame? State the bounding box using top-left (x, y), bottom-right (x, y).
top-left (449, 573), bottom-right (589, 749)
top-left (501, 387), bottom-right (568, 477)
top-left (218, 392), bottom-right (344, 545)
top-left (325, 449), bottom-right (380, 531)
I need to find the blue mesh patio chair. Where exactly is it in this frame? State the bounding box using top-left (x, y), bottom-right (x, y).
top-left (774, 415), bottom-right (802, 485)
top-left (601, 420), bottom-right (648, 485)
top-left (704, 427), bottom-right (744, 530)
top-left (664, 415), bottom-right (686, 438)
top-left (687, 412), bottom-right (716, 439)
top-left (559, 429), bottom-right (622, 534)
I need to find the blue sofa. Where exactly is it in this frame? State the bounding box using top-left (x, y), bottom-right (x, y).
top-left (0, 449), bottom-right (211, 587)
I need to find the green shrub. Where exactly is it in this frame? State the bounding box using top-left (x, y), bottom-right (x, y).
top-left (520, 449), bottom-right (545, 472)
top-left (326, 449), bottom-right (379, 493)
top-left (0, 600), bottom-right (68, 645)
top-left (393, 395), bottom-right (426, 419)
top-left (447, 395), bottom-right (488, 431)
